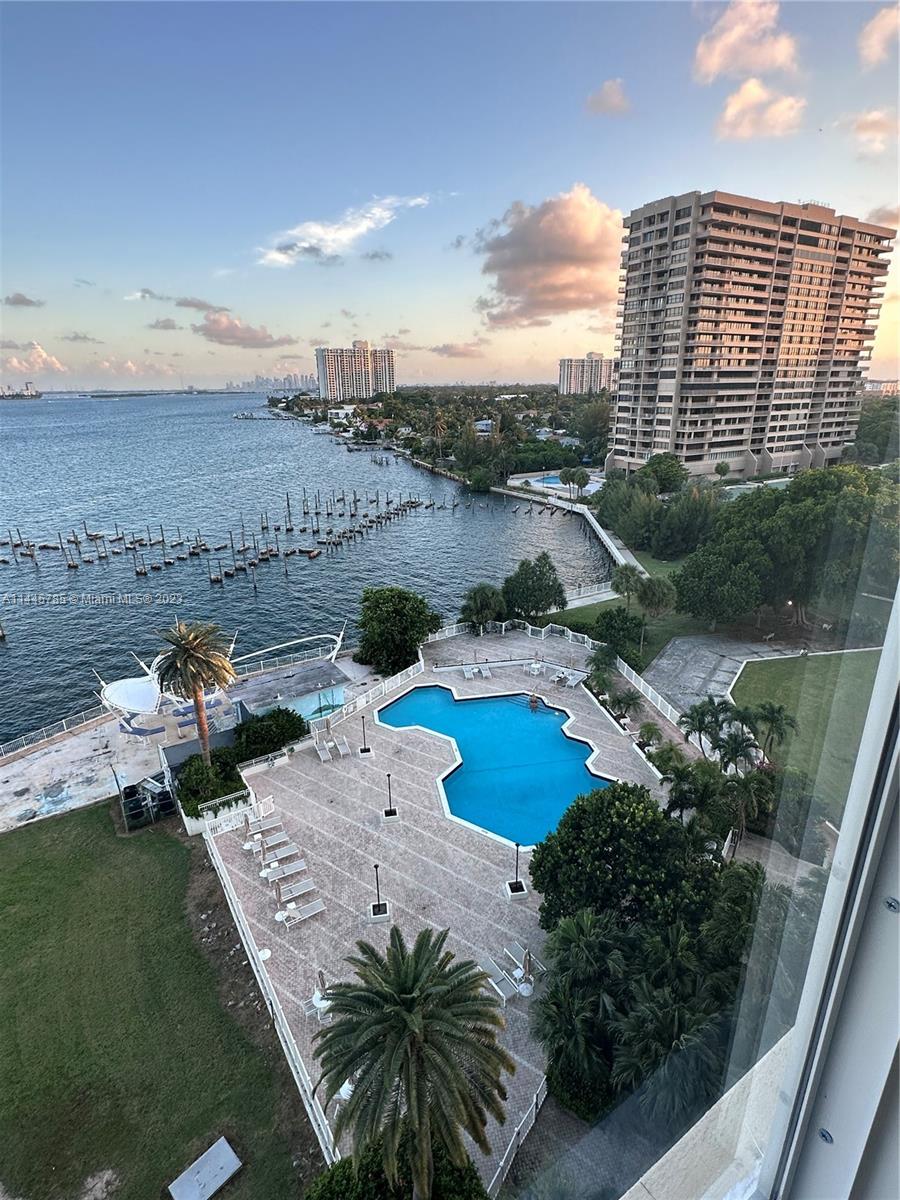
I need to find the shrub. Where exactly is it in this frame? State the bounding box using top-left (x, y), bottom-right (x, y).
top-left (593, 607), bottom-right (643, 658)
top-left (305, 1136), bottom-right (488, 1200)
top-left (232, 706), bottom-right (307, 760)
top-left (176, 747), bottom-right (242, 818)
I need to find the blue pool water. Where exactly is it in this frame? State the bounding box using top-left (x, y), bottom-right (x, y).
top-left (378, 685), bottom-right (608, 844)
top-left (539, 474), bottom-right (562, 484)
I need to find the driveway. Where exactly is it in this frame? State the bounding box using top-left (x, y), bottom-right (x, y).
top-left (643, 634), bottom-right (798, 713)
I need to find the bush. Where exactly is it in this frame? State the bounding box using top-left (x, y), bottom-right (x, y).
top-left (593, 607), bottom-right (643, 658)
top-left (468, 466), bottom-right (495, 492)
top-left (176, 747), bottom-right (242, 818)
top-left (232, 706), bottom-right (307, 760)
top-left (546, 1061), bottom-right (615, 1124)
top-left (305, 1136), bottom-right (489, 1200)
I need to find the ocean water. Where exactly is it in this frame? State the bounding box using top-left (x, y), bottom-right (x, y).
top-left (0, 392), bottom-right (611, 741)
top-left (378, 685), bottom-right (609, 844)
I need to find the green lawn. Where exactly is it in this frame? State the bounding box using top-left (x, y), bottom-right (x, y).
top-left (0, 805), bottom-right (305, 1200)
top-left (732, 649), bottom-right (882, 818)
top-left (632, 551), bottom-right (685, 578)
top-left (548, 595), bottom-right (705, 667)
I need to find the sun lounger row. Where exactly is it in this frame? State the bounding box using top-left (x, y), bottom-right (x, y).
top-left (478, 943), bottom-right (547, 1006)
top-left (550, 670), bottom-right (582, 687)
top-left (315, 734), bottom-right (351, 763)
top-left (462, 664), bottom-right (493, 680)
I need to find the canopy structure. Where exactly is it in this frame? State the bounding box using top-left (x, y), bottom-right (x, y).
top-left (100, 675), bottom-right (164, 716)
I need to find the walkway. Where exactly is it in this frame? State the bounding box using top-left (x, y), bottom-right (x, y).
top-left (643, 634), bottom-right (799, 712)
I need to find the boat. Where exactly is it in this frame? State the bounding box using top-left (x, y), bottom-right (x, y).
top-left (2, 382), bottom-right (42, 399)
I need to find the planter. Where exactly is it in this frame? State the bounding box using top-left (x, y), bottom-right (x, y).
top-left (505, 879), bottom-right (527, 900)
top-left (368, 900), bottom-right (391, 923)
top-left (358, 746), bottom-right (372, 757)
top-left (382, 808), bottom-right (399, 823)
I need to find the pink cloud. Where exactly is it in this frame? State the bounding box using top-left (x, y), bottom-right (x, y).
top-left (716, 78), bottom-right (805, 139)
top-left (2, 341), bottom-right (67, 374)
top-left (191, 311), bottom-right (297, 348)
top-left (695, 0), bottom-right (798, 83)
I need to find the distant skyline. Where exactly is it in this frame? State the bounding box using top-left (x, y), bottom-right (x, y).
top-left (1, 1), bottom-right (897, 388)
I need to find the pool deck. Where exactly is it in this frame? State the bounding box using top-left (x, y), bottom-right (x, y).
top-left (209, 635), bottom-right (663, 1187)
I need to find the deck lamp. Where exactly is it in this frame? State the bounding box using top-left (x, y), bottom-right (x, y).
top-left (370, 862), bottom-right (389, 920)
top-left (383, 772), bottom-right (398, 820)
top-left (506, 841), bottom-right (527, 899)
top-left (359, 714), bottom-right (372, 756)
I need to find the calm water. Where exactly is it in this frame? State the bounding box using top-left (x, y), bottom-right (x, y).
top-left (378, 685), bottom-right (609, 844)
top-left (0, 392), bottom-right (610, 741)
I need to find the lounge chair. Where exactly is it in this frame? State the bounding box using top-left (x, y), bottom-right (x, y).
top-left (267, 858), bottom-right (307, 882)
top-left (255, 830), bottom-right (289, 855)
top-left (564, 674), bottom-right (579, 688)
top-left (335, 736), bottom-right (351, 758)
top-left (262, 842), bottom-right (300, 870)
top-left (316, 741), bottom-right (333, 763)
top-left (478, 956), bottom-right (518, 1006)
top-left (244, 814), bottom-right (282, 839)
top-left (463, 665), bottom-right (475, 680)
top-left (276, 877), bottom-right (316, 905)
top-left (504, 941), bottom-right (547, 977)
top-left (550, 670), bottom-right (566, 684)
top-left (282, 897), bottom-right (326, 928)
top-left (481, 665), bottom-right (493, 679)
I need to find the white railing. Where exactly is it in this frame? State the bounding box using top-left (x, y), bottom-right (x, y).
top-left (565, 581), bottom-right (615, 601)
top-left (308, 660), bottom-right (425, 734)
top-left (199, 789), bottom-right (254, 835)
top-left (0, 703), bottom-right (109, 761)
top-left (613, 657), bottom-right (683, 725)
top-left (233, 644), bottom-right (333, 679)
top-left (488, 1077), bottom-right (548, 1196)
top-left (424, 622), bottom-right (470, 642)
top-left (205, 835), bottom-right (339, 1164)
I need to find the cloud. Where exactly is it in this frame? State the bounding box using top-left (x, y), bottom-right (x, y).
top-left (866, 204), bottom-right (900, 227)
top-left (191, 311), bottom-right (297, 348)
top-left (448, 234), bottom-right (467, 251)
top-left (361, 249), bottom-right (393, 262)
top-left (175, 296), bottom-right (230, 313)
top-left (123, 287), bottom-right (171, 302)
top-left (716, 77), bottom-right (805, 139)
top-left (4, 292), bottom-right (44, 307)
top-left (2, 341), bottom-right (67, 373)
top-left (61, 331), bottom-right (104, 343)
top-left (849, 108), bottom-right (899, 155)
top-left (147, 318), bottom-right (182, 331)
top-left (309, 337), bottom-right (328, 347)
top-left (859, 6), bottom-right (899, 69)
top-left (340, 308), bottom-right (357, 320)
top-left (474, 183), bottom-right (623, 328)
top-left (586, 78), bottom-right (630, 115)
top-left (1, 339), bottom-right (24, 349)
top-left (695, 0), bottom-right (797, 83)
top-left (95, 355), bottom-right (177, 378)
top-left (74, 278), bottom-right (96, 288)
top-left (429, 341), bottom-right (488, 358)
top-left (259, 195), bottom-right (429, 267)
top-left (277, 353), bottom-right (308, 361)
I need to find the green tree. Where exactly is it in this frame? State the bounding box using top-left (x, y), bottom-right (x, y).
top-left (724, 769), bottom-right (772, 841)
top-left (637, 721), bottom-right (662, 749)
top-left (156, 619), bottom-right (236, 766)
top-left (233, 706), bottom-right (307, 760)
top-left (558, 466), bottom-right (574, 498)
top-left (314, 927), bottom-right (514, 1200)
top-left (637, 453), bottom-right (690, 494)
top-left (357, 587), bottom-right (442, 675)
top-left (611, 563), bottom-right (643, 610)
top-left (636, 574), bottom-right (677, 651)
top-left (529, 782), bottom-right (717, 931)
top-left (607, 688), bottom-right (642, 720)
top-left (460, 583), bottom-right (506, 632)
top-left (714, 462), bottom-right (730, 481)
top-left (593, 607), bottom-right (644, 659)
top-left (502, 552), bottom-right (566, 621)
top-left (715, 726), bottom-right (759, 774)
top-left (573, 467), bottom-right (590, 497)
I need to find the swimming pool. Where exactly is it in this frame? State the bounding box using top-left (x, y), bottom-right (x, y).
top-left (377, 685), bottom-right (609, 844)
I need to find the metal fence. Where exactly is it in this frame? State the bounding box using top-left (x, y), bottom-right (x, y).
top-left (0, 703), bottom-right (109, 762)
top-left (488, 1077), bottom-right (548, 1196)
top-left (613, 657), bottom-right (683, 725)
top-left (308, 659), bottom-right (425, 734)
top-left (199, 790), bottom-right (254, 834)
top-left (566, 581), bottom-right (615, 601)
top-left (233, 644), bottom-right (333, 679)
top-left (205, 835), bottom-right (339, 1164)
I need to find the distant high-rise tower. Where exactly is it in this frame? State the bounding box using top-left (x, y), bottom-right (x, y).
top-left (610, 191), bottom-right (895, 477)
top-left (558, 353), bottom-right (616, 395)
top-left (315, 339), bottom-right (395, 401)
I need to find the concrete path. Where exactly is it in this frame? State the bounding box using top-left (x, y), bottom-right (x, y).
top-left (643, 634), bottom-right (799, 712)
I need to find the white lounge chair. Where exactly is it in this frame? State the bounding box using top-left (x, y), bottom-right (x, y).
top-left (550, 670), bottom-right (566, 684)
top-left (478, 956), bottom-right (518, 1006)
top-left (564, 674), bottom-right (579, 688)
top-left (481, 665), bottom-right (493, 679)
top-left (244, 814), bottom-right (282, 839)
top-left (335, 736), bottom-right (351, 758)
top-left (463, 665), bottom-right (475, 680)
top-left (262, 842), bottom-right (300, 870)
top-left (276, 877), bottom-right (316, 905)
top-left (267, 858), bottom-right (307, 882)
top-left (281, 897), bottom-right (326, 928)
top-left (316, 741), bottom-right (333, 763)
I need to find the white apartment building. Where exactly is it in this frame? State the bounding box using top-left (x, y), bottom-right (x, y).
top-left (558, 352), bottom-right (616, 396)
top-left (315, 340), bottom-right (395, 402)
top-left (609, 191), bottom-right (896, 477)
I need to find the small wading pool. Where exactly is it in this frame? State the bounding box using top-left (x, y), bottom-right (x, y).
top-left (377, 685), bottom-right (609, 844)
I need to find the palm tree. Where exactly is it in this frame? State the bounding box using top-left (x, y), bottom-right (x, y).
top-left (460, 582), bottom-right (505, 633)
top-left (677, 705), bottom-right (711, 757)
top-left (715, 726), bottom-right (759, 774)
top-left (545, 909), bottom-right (628, 1009)
top-left (608, 688), bottom-right (642, 720)
top-left (156, 619), bottom-right (235, 766)
top-left (752, 701), bottom-right (798, 759)
top-left (433, 409), bottom-right (447, 462)
top-left (572, 467), bottom-right (590, 497)
top-left (724, 769), bottom-right (773, 841)
top-left (637, 721), bottom-right (662, 750)
top-left (611, 563), bottom-right (643, 611)
top-left (314, 926), bottom-right (514, 1200)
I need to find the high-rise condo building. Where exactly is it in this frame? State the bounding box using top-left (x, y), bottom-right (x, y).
top-left (558, 352), bottom-right (616, 396)
top-left (609, 191), bottom-right (895, 477)
top-left (315, 340), bottom-right (396, 402)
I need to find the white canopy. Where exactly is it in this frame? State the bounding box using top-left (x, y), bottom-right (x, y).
top-left (101, 675), bottom-right (163, 716)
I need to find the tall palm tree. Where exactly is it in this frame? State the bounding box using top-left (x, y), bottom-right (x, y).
top-left (677, 705), bottom-right (711, 757)
top-left (753, 701), bottom-right (798, 759)
top-left (460, 582), bottom-right (506, 632)
top-left (314, 926), bottom-right (514, 1200)
top-left (611, 563), bottom-right (643, 611)
top-left (433, 409), bottom-right (447, 463)
top-left (156, 619), bottom-right (235, 766)
top-left (715, 726), bottom-right (759, 774)
top-left (724, 769), bottom-right (773, 841)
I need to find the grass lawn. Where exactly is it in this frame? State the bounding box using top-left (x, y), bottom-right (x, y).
top-left (632, 551), bottom-right (685, 578)
top-left (732, 649), bottom-right (882, 818)
top-left (548, 595), bottom-right (706, 666)
top-left (0, 805), bottom-right (311, 1200)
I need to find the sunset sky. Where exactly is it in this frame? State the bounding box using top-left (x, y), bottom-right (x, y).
top-left (2, 1), bottom-right (898, 389)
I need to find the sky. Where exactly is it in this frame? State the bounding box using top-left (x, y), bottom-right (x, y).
top-left (1, 0), bottom-right (898, 389)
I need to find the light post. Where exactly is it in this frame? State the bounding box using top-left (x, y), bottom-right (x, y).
top-left (383, 771), bottom-right (398, 820)
top-left (506, 841), bottom-right (526, 899)
top-left (359, 713), bottom-right (372, 756)
top-left (370, 862), bottom-right (388, 920)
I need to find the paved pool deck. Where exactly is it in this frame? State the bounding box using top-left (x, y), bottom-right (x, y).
top-left (209, 639), bottom-right (663, 1187)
